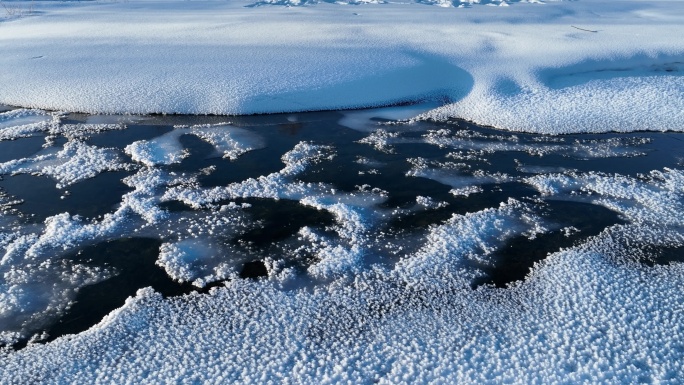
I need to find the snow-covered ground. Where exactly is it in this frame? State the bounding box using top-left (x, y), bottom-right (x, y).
top-left (0, 103), bottom-right (683, 383)
top-left (1, 1), bottom-right (684, 383)
top-left (1, 0), bottom-right (683, 133)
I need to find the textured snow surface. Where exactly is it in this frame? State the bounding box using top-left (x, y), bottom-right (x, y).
top-left (125, 124), bottom-right (264, 166)
top-left (0, 140), bottom-right (131, 189)
top-left (1, 0), bottom-right (683, 133)
top-left (0, 106), bottom-right (683, 383)
top-left (2, 200), bottom-right (683, 383)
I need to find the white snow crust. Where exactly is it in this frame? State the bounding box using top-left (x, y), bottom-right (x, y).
top-left (1, 0), bottom-right (683, 133)
top-left (1, 108), bottom-right (683, 383)
top-left (0, 140), bottom-right (132, 189)
top-left (125, 124), bottom-right (263, 167)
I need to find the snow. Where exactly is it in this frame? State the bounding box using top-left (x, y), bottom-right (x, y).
top-left (395, 198), bottom-right (545, 288)
top-left (162, 142), bottom-right (336, 206)
top-left (0, 0), bottom-right (683, 381)
top-left (157, 239), bottom-right (237, 287)
top-left (0, 109), bottom-right (55, 140)
top-left (125, 124), bottom-right (264, 167)
top-left (406, 156), bottom-right (514, 190)
top-left (0, 111), bottom-right (683, 382)
top-left (2, 168), bottom-right (683, 382)
top-left (0, 140), bottom-right (132, 189)
top-left (154, 204), bottom-right (254, 287)
top-left (525, 168), bottom-right (684, 229)
top-left (0, 0), bottom-right (682, 133)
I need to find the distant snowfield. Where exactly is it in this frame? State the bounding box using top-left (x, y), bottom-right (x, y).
top-left (1, 0), bottom-right (683, 133)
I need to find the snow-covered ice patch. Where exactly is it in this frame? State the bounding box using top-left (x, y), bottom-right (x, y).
top-left (450, 185), bottom-right (483, 197)
top-left (0, 109), bottom-right (56, 141)
top-left (407, 157), bottom-right (512, 190)
top-left (525, 168), bottom-right (684, 229)
top-left (338, 102), bottom-right (440, 132)
top-left (0, 141), bottom-right (132, 189)
top-left (157, 239), bottom-right (238, 288)
top-left (395, 198), bottom-right (545, 289)
top-left (421, 129), bottom-right (650, 159)
top-left (125, 124), bottom-right (263, 167)
top-left (162, 142), bottom-right (335, 207)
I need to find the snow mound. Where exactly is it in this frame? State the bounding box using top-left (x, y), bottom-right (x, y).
top-left (3, 1), bottom-right (682, 133)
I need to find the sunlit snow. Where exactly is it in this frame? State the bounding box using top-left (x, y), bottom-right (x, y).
top-left (0, 105), bottom-right (681, 383)
top-left (0, 0), bottom-right (683, 383)
top-left (0, 0), bottom-right (682, 133)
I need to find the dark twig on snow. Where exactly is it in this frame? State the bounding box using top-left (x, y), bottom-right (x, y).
top-left (571, 25), bottom-right (598, 33)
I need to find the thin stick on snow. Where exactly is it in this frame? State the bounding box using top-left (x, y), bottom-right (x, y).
top-left (571, 25), bottom-right (598, 33)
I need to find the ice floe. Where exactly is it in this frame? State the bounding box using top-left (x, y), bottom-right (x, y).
top-left (0, 140), bottom-right (133, 189)
top-left (125, 124), bottom-right (264, 167)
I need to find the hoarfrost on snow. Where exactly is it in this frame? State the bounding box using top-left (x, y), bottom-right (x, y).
top-left (1, 0), bottom-right (683, 133)
top-left (0, 107), bottom-right (683, 383)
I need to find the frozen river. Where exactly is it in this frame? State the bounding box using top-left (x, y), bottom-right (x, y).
top-left (1, 105), bottom-right (683, 383)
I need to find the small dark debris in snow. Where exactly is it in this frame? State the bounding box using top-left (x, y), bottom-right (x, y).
top-left (570, 25), bottom-right (598, 33)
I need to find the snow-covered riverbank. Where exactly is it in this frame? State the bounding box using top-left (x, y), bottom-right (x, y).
top-left (1, 0), bottom-right (683, 133)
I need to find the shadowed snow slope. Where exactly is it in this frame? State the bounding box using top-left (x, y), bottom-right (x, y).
top-left (0, 0), bottom-right (683, 133)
